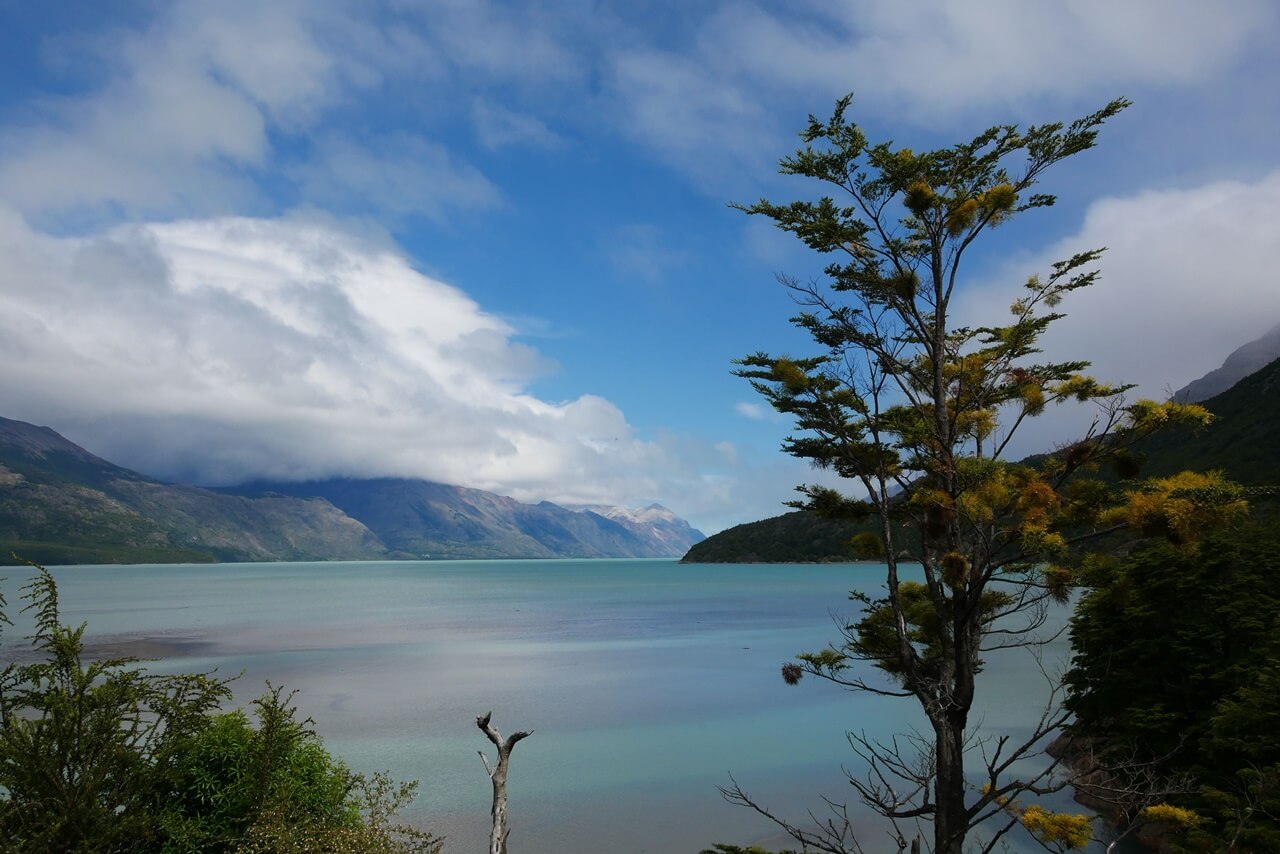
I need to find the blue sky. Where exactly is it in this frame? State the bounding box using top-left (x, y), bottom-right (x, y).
top-left (2, 1), bottom-right (1279, 533)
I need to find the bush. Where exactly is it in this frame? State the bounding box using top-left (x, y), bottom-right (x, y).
top-left (0, 561), bottom-right (440, 854)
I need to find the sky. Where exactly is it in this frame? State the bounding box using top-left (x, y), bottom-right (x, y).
top-left (1, 1), bottom-right (1279, 535)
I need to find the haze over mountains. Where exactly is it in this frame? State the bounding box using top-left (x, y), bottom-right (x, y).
top-left (1174, 322), bottom-right (1280, 403)
top-left (0, 417), bottom-right (703, 566)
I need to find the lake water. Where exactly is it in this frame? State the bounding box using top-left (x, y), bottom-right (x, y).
top-left (0, 559), bottom-right (1092, 853)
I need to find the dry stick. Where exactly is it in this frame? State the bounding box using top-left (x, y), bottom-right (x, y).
top-left (477, 710), bottom-right (533, 854)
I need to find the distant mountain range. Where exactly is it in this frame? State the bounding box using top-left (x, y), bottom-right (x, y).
top-left (686, 339), bottom-right (1280, 563)
top-left (0, 417), bottom-right (703, 565)
top-left (224, 479), bottom-right (703, 561)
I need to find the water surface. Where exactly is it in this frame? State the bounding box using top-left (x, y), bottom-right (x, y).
top-left (2, 559), bottom-right (1085, 853)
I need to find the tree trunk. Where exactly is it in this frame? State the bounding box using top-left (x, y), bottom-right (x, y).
top-left (477, 711), bottom-right (533, 854)
top-left (933, 712), bottom-right (969, 854)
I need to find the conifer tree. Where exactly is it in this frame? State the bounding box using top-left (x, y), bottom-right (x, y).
top-left (730, 95), bottom-right (1238, 854)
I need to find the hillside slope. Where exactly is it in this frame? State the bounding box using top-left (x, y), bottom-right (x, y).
top-left (681, 511), bottom-right (871, 563)
top-left (1174, 323), bottom-right (1280, 403)
top-left (1137, 354), bottom-right (1280, 485)
top-left (0, 416), bottom-right (705, 564)
top-left (0, 417), bottom-right (386, 565)
top-left (685, 355), bottom-right (1280, 563)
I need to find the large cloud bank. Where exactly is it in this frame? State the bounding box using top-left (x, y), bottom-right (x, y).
top-left (956, 170), bottom-right (1280, 455)
top-left (0, 211), bottom-right (722, 509)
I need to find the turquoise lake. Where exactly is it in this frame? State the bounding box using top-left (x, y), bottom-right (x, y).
top-left (1, 559), bottom-right (1091, 853)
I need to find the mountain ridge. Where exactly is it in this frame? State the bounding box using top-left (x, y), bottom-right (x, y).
top-left (1174, 322), bottom-right (1280, 403)
top-left (0, 417), bottom-right (703, 565)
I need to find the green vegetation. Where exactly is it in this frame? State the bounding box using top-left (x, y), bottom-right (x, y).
top-left (1066, 519), bottom-right (1280, 851)
top-left (719, 91), bottom-right (1239, 854)
top-left (1133, 355), bottom-right (1280, 487)
top-left (0, 562), bottom-right (440, 853)
top-left (682, 511), bottom-right (873, 562)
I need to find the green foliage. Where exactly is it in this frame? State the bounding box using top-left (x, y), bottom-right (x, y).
top-left (0, 563), bottom-right (231, 852)
top-left (1066, 521), bottom-right (1280, 849)
top-left (0, 561), bottom-right (440, 854)
top-left (157, 688), bottom-right (360, 852)
top-left (683, 511), bottom-right (883, 563)
top-left (847, 531), bottom-right (884, 559)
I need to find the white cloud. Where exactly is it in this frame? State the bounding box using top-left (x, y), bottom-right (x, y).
top-left (721, 0), bottom-right (1277, 116)
top-left (601, 0), bottom-right (1277, 185)
top-left (735, 401), bottom-right (768, 420)
top-left (0, 209), bottom-right (817, 532)
top-left (606, 47), bottom-right (783, 190)
top-left (956, 170), bottom-right (1280, 454)
top-left (0, 1), bottom-right (500, 224)
top-left (400, 0), bottom-right (584, 84)
top-left (291, 133), bottom-right (503, 220)
top-left (0, 0), bottom-right (358, 220)
top-left (471, 101), bottom-right (563, 151)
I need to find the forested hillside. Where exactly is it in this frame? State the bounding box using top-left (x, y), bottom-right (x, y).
top-left (681, 511), bottom-right (871, 563)
top-left (685, 355), bottom-right (1280, 563)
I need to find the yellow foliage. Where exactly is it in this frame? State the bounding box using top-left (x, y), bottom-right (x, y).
top-left (1018, 480), bottom-right (1058, 512)
top-left (956, 468), bottom-right (1013, 523)
top-left (910, 488), bottom-right (953, 511)
top-left (1110, 470), bottom-right (1249, 546)
top-left (1042, 565), bottom-right (1074, 603)
top-left (981, 183), bottom-right (1018, 212)
top-left (1127, 399), bottom-right (1214, 433)
top-left (940, 551), bottom-right (969, 589)
top-left (904, 181), bottom-right (936, 215)
top-left (1021, 529), bottom-right (1068, 556)
top-left (946, 198), bottom-right (979, 236)
top-left (1050, 375), bottom-right (1115, 402)
top-left (1019, 382), bottom-right (1045, 414)
top-left (955, 407), bottom-right (996, 442)
top-left (1019, 804), bottom-right (1092, 849)
top-left (773, 359), bottom-right (809, 393)
top-left (1141, 803), bottom-right (1203, 828)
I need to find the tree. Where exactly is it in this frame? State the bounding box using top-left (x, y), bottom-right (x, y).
top-left (477, 710), bottom-right (533, 854)
top-left (728, 94), bottom-right (1236, 853)
top-left (0, 563), bottom-right (231, 852)
top-left (1066, 520), bottom-right (1280, 851)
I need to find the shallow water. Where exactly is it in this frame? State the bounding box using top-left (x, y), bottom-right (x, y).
top-left (1, 559), bottom-right (1094, 853)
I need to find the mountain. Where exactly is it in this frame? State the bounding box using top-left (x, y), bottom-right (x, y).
top-left (1135, 353), bottom-right (1280, 486)
top-left (0, 416), bottom-right (704, 564)
top-left (567, 503), bottom-right (705, 555)
top-left (1174, 323), bottom-right (1280, 403)
top-left (681, 511), bottom-right (870, 563)
top-left (226, 481), bottom-right (705, 559)
top-left (0, 417), bottom-right (386, 565)
top-left (685, 354), bottom-right (1280, 563)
